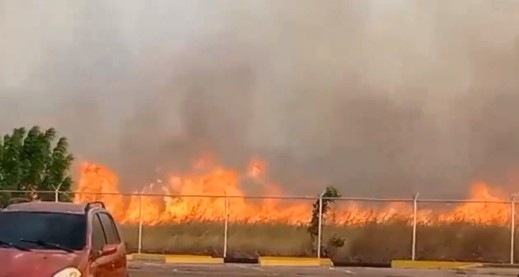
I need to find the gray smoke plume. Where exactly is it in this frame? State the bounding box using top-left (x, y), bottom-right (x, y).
top-left (1, 0), bottom-right (518, 197)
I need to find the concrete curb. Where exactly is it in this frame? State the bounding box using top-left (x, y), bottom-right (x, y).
top-left (129, 254), bottom-right (332, 266)
top-left (128, 253), bottom-right (165, 261)
top-left (479, 263), bottom-right (519, 269)
top-left (391, 260), bottom-right (483, 269)
top-left (259, 256), bottom-right (333, 266)
top-left (165, 255), bottom-right (224, 264)
top-left (128, 254), bottom-right (223, 264)
top-left (129, 255), bottom-right (492, 269)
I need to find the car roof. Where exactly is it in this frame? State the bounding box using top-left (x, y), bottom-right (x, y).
top-left (2, 201), bottom-right (104, 215)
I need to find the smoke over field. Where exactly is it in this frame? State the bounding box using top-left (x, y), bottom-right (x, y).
top-left (1, 1), bottom-right (519, 197)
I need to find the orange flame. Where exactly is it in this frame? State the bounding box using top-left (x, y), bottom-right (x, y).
top-left (73, 158), bottom-right (513, 226)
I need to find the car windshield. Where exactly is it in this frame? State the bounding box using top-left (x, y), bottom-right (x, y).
top-left (0, 211), bottom-right (86, 251)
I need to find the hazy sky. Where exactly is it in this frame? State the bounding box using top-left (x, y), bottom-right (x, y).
top-left (1, 0), bottom-right (518, 197)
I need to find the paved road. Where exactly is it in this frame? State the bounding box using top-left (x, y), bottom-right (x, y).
top-left (129, 261), bottom-right (519, 276)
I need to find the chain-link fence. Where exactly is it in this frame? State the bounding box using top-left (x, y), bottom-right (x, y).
top-left (322, 197), bottom-right (414, 263)
top-left (416, 198), bottom-right (513, 263)
top-left (1, 189), bottom-right (518, 263)
top-left (226, 196), bottom-right (315, 259)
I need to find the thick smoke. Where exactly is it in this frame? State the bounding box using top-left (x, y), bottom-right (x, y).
top-left (0, 0), bottom-right (518, 197)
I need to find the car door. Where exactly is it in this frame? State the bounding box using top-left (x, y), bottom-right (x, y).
top-left (89, 213), bottom-right (112, 277)
top-left (97, 212), bottom-right (126, 277)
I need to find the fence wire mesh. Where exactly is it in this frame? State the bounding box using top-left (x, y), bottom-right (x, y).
top-left (226, 196), bottom-right (315, 258)
top-left (416, 200), bottom-right (512, 262)
top-left (1, 190), bottom-right (518, 263)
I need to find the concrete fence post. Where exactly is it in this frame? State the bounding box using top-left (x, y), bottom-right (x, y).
top-left (223, 194), bottom-right (229, 259)
top-left (53, 184), bottom-right (63, 202)
top-left (510, 194), bottom-right (516, 264)
top-left (411, 193), bottom-right (419, 261)
top-left (138, 193), bottom-right (143, 254)
top-left (317, 190), bottom-right (325, 259)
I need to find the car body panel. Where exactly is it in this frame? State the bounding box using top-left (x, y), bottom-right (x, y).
top-left (0, 201), bottom-right (128, 277)
top-left (2, 202), bottom-right (87, 214)
top-left (0, 248), bottom-right (88, 277)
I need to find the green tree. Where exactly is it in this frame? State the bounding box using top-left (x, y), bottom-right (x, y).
top-left (0, 126), bottom-right (74, 205)
top-left (307, 186), bottom-right (345, 257)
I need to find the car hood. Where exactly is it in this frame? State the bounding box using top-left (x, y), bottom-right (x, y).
top-left (0, 248), bottom-right (85, 277)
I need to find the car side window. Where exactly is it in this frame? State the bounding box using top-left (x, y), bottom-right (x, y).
top-left (98, 212), bottom-right (121, 244)
top-left (91, 214), bottom-right (106, 251)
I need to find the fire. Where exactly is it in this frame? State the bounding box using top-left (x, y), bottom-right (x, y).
top-left (73, 158), bottom-right (514, 226)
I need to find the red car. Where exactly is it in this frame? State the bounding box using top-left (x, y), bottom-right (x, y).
top-left (0, 200), bottom-right (128, 277)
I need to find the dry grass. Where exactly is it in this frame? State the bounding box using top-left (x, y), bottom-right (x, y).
top-left (120, 221), bottom-right (513, 263)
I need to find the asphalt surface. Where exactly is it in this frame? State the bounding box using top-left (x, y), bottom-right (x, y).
top-left (129, 261), bottom-right (519, 276)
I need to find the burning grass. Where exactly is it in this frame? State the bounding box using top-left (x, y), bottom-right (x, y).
top-left (75, 162), bottom-right (515, 227)
top-left (73, 160), bottom-right (518, 263)
top-left (120, 221), bottom-right (513, 263)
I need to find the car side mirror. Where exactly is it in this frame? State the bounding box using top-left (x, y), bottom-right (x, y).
top-left (100, 244), bottom-right (118, 256)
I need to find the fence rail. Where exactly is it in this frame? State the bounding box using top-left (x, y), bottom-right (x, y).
top-left (0, 189), bottom-right (517, 263)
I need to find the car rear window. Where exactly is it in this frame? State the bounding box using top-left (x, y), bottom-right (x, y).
top-left (0, 211), bottom-right (86, 250)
